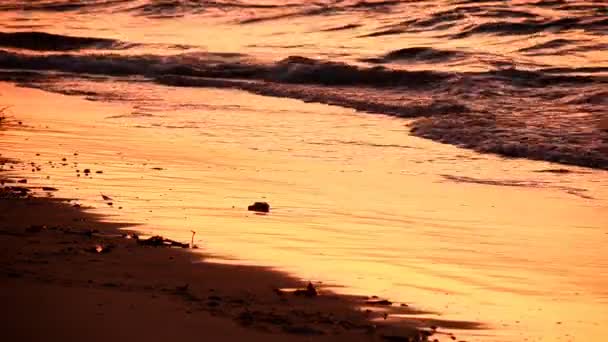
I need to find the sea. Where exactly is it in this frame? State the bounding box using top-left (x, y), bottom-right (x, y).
top-left (0, 1), bottom-right (607, 341)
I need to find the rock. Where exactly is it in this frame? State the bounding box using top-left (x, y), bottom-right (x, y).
top-left (366, 299), bottom-right (392, 306)
top-left (137, 235), bottom-right (189, 248)
top-left (294, 282), bottom-right (318, 297)
top-left (248, 201), bottom-right (270, 213)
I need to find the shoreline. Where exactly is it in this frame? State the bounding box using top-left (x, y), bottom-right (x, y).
top-left (0, 116), bottom-right (471, 341)
top-left (3, 81), bottom-right (606, 341)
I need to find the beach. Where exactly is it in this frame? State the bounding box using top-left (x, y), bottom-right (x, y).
top-left (0, 186), bottom-right (436, 342)
top-left (0, 1), bottom-right (607, 339)
top-left (0, 85), bottom-right (457, 342)
top-left (1, 82), bottom-right (607, 341)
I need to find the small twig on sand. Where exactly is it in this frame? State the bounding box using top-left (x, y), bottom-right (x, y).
top-left (190, 230), bottom-right (196, 248)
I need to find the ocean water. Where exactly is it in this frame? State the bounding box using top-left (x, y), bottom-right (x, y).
top-left (1, 1), bottom-right (607, 341)
top-left (1, 0), bottom-right (607, 168)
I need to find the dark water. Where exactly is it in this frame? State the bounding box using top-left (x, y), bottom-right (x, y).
top-left (0, 0), bottom-right (607, 168)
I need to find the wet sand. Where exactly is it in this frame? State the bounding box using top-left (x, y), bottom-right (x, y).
top-left (0, 91), bottom-right (476, 342)
top-left (1, 82), bottom-right (607, 342)
top-left (0, 168), bottom-right (453, 342)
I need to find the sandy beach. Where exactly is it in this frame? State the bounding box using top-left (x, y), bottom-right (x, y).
top-left (1, 79), bottom-right (607, 342)
top-left (1, 105), bottom-right (466, 341)
top-left (1, 0), bottom-right (607, 340)
top-left (0, 168), bottom-right (445, 342)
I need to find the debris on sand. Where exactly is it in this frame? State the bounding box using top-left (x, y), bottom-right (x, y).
top-left (122, 233), bottom-right (139, 240)
top-left (190, 230), bottom-right (197, 248)
top-left (248, 201), bottom-right (270, 213)
top-left (42, 186), bottom-right (58, 191)
top-left (17, 179), bottom-right (27, 184)
top-left (366, 299), bottom-right (393, 306)
top-left (1, 186), bottom-right (30, 198)
top-left (294, 282), bottom-right (318, 297)
top-left (137, 235), bottom-right (190, 248)
top-left (87, 244), bottom-right (114, 254)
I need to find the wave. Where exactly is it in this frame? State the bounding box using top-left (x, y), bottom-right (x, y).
top-left (518, 38), bottom-right (575, 53)
top-left (562, 90), bottom-right (608, 105)
top-left (11, 50), bottom-right (598, 89)
top-left (0, 0), bottom-right (131, 12)
top-left (268, 56), bottom-right (450, 87)
top-left (0, 51), bottom-right (453, 88)
top-left (320, 23), bottom-right (362, 32)
top-left (0, 31), bottom-right (135, 51)
top-left (1, 48), bottom-right (605, 97)
top-left (0, 39), bottom-right (606, 170)
top-left (363, 47), bottom-right (465, 64)
top-left (452, 17), bottom-right (608, 39)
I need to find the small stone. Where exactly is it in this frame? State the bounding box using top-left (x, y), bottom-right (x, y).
top-left (248, 201), bottom-right (270, 213)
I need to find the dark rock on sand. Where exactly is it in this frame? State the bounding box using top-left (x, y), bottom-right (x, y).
top-left (248, 201), bottom-right (270, 213)
top-left (137, 235), bottom-right (189, 248)
top-left (366, 299), bottom-right (392, 306)
top-left (294, 282), bottom-right (318, 297)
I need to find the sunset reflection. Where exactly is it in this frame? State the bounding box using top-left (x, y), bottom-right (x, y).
top-left (1, 1), bottom-right (607, 341)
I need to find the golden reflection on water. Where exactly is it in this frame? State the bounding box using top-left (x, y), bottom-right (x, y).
top-left (1, 82), bottom-right (607, 341)
top-left (1, 1), bottom-right (607, 72)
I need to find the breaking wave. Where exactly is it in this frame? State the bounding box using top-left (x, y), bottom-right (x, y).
top-left (0, 0), bottom-right (607, 170)
top-left (0, 31), bottom-right (136, 51)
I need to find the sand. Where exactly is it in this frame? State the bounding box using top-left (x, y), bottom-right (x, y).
top-left (0, 155), bottom-right (437, 341)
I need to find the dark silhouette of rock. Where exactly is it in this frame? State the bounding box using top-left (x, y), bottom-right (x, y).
top-left (294, 282), bottom-right (318, 297)
top-left (248, 201), bottom-right (270, 213)
top-left (137, 235), bottom-right (189, 248)
top-left (366, 299), bottom-right (392, 306)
